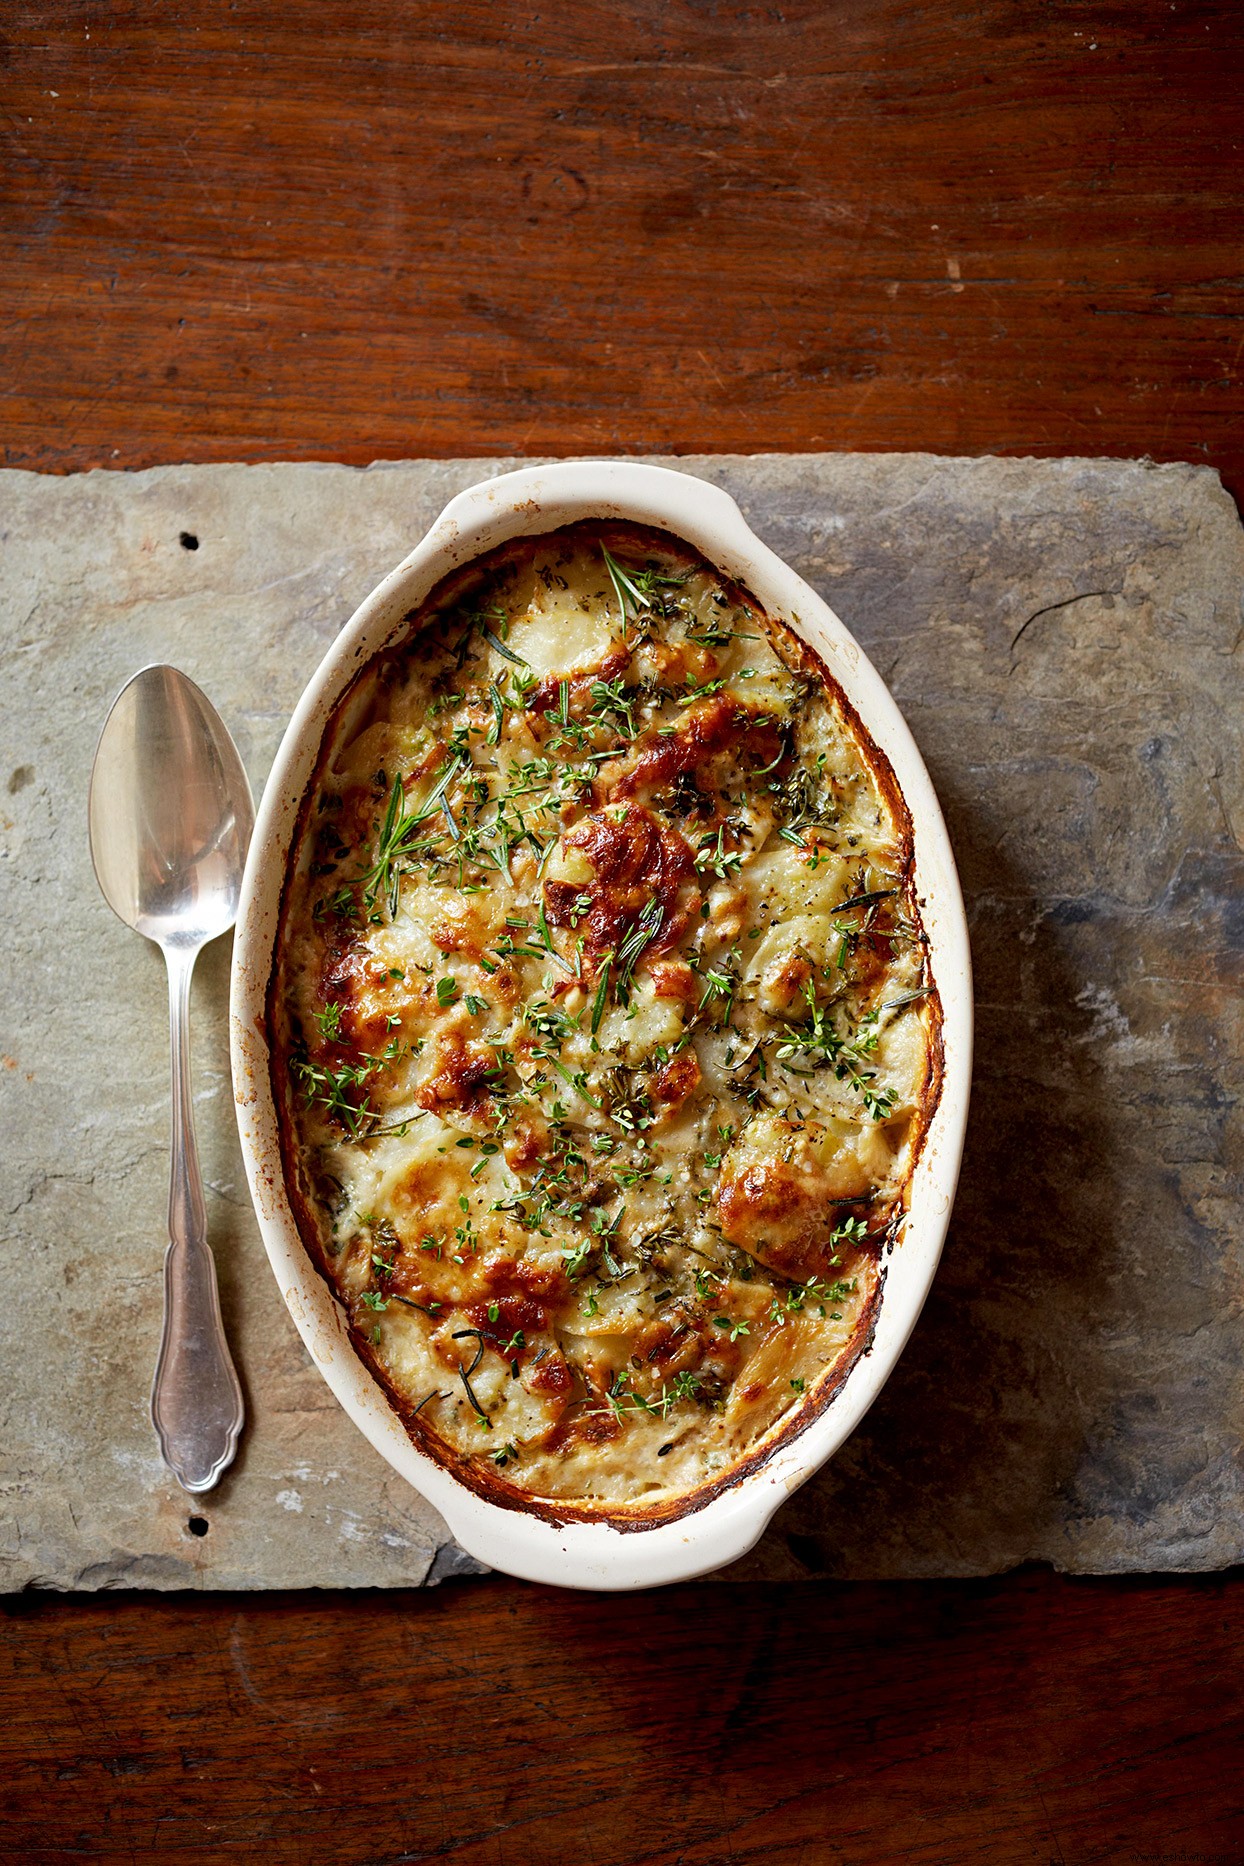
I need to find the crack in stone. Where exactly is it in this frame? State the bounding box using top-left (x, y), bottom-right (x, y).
top-left (3, 1167), bottom-right (98, 1218)
top-left (1009, 587), bottom-right (1121, 663)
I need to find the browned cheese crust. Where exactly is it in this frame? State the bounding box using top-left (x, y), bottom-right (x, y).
top-left (268, 521), bottom-right (942, 1522)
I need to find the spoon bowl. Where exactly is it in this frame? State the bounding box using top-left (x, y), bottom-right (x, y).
top-left (89, 664), bottom-right (252, 949)
top-left (89, 664), bottom-right (252, 1494)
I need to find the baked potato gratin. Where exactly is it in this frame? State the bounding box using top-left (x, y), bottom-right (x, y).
top-left (270, 521), bottom-right (941, 1519)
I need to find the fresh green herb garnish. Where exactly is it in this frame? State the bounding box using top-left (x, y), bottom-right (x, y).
top-left (615, 898), bottom-right (664, 995)
top-left (590, 955), bottom-right (614, 1035)
top-left (677, 675), bottom-right (729, 707)
top-left (482, 626), bottom-right (524, 667)
top-left (451, 1328), bottom-right (491, 1425)
top-left (772, 986), bottom-right (898, 1119)
top-left (360, 761), bottom-right (461, 919)
top-left (589, 676), bottom-right (639, 738)
top-left (313, 1000), bottom-right (344, 1042)
top-left (694, 825), bottom-right (744, 881)
top-left (487, 684), bottom-right (506, 745)
top-left (292, 1038), bottom-right (404, 1138)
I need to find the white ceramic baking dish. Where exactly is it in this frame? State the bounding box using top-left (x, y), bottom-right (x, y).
top-left (230, 459), bottom-right (972, 1590)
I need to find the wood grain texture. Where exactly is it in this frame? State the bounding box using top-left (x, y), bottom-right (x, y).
top-left (3, 4), bottom-right (1243, 1859)
top-left (2, 1571), bottom-right (1242, 1863)
top-left (3, 2), bottom-right (1243, 499)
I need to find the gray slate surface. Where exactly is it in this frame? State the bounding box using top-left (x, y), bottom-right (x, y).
top-left (1, 454), bottom-right (1241, 1591)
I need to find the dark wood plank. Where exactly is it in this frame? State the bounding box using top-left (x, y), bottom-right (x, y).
top-left (3, 2), bottom-right (1243, 499)
top-left (2, 1570), bottom-right (1241, 1863)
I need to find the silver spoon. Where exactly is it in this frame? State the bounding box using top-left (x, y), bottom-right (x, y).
top-left (88, 665), bottom-right (251, 1493)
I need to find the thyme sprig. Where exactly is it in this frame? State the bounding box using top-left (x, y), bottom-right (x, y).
top-left (684, 614), bottom-right (759, 648)
top-left (694, 824), bottom-right (744, 881)
top-left (589, 675), bottom-right (640, 738)
top-left (772, 985), bottom-right (897, 1120)
top-left (594, 1366), bottom-right (704, 1421)
top-left (293, 1036), bottom-right (405, 1138)
top-left (771, 763), bottom-right (835, 844)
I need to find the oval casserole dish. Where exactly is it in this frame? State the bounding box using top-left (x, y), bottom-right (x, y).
top-left (230, 460), bottom-right (972, 1590)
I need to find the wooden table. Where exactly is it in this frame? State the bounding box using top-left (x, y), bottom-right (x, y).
top-left (3, 5), bottom-right (1241, 1859)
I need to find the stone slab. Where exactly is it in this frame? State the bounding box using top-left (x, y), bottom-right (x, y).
top-left (1, 454), bottom-right (1240, 1590)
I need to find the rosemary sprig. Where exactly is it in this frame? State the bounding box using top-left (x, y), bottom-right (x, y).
top-left (359, 759), bottom-right (462, 919)
top-left (590, 952), bottom-right (614, 1035)
top-left (536, 1046), bottom-right (603, 1110)
top-left (451, 1328), bottom-right (491, 1426)
top-left (453, 605), bottom-right (508, 666)
top-left (836, 887), bottom-right (900, 913)
top-left (487, 683), bottom-right (506, 745)
top-left (603, 546), bottom-right (651, 625)
top-left (482, 626), bottom-right (525, 667)
top-left (390, 1293), bottom-right (443, 1318)
top-left (535, 897), bottom-right (574, 973)
top-left (615, 898), bottom-right (665, 995)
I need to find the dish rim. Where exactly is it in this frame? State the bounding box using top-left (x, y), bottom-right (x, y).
top-left (229, 458), bottom-right (973, 1591)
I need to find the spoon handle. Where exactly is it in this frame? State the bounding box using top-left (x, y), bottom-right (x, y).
top-left (151, 943), bottom-right (245, 1493)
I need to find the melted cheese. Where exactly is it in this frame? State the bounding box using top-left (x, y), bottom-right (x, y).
top-left (271, 522), bottom-right (940, 1515)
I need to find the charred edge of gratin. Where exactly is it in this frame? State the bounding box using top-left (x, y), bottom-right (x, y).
top-left (778, 623), bottom-right (946, 1209)
top-left (346, 1252), bottom-right (888, 1529)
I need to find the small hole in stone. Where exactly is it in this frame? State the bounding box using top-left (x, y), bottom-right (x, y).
top-left (179, 531), bottom-right (199, 551)
top-left (187, 1515), bottom-right (209, 1537)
